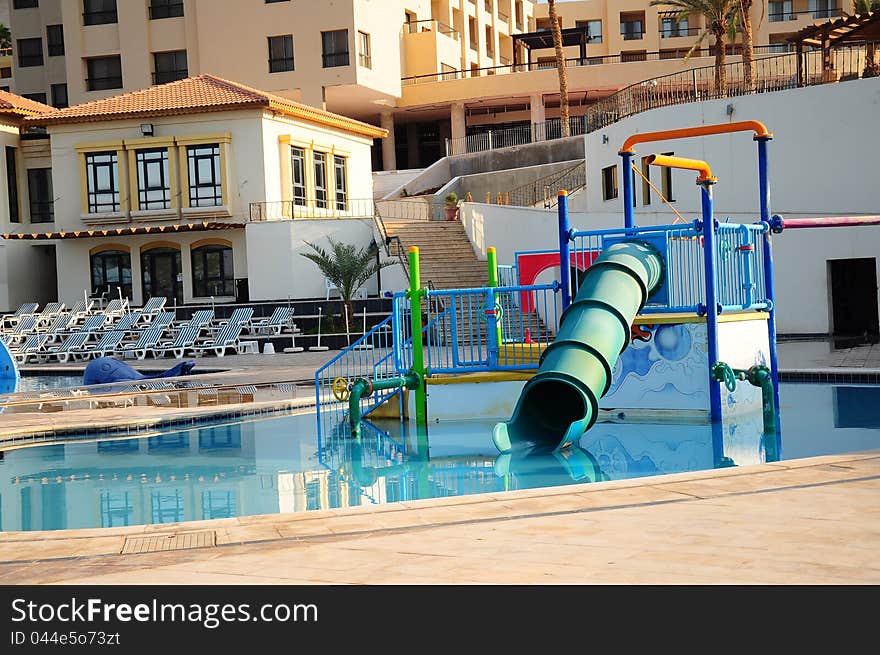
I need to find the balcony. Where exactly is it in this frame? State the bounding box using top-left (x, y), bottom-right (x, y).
top-left (249, 198), bottom-right (376, 222)
top-left (660, 26), bottom-right (701, 39)
top-left (769, 7), bottom-right (844, 22)
top-left (621, 22), bottom-right (645, 41)
top-left (86, 76), bottom-right (123, 91)
top-left (405, 19), bottom-right (459, 41)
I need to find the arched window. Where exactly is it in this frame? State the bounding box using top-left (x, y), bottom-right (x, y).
top-left (90, 248), bottom-right (132, 299)
top-left (141, 245), bottom-right (183, 304)
top-left (191, 244), bottom-right (234, 297)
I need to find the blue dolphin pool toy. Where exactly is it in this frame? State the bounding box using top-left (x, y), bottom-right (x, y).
top-left (83, 357), bottom-right (196, 386)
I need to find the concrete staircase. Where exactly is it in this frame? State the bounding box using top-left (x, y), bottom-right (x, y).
top-left (382, 220), bottom-right (488, 289)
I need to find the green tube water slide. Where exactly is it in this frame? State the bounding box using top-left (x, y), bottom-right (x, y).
top-left (493, 240), bottom-right (664, 453)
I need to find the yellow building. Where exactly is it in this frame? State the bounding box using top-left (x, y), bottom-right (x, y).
top-left (7, 1), bottom-right (850, 170)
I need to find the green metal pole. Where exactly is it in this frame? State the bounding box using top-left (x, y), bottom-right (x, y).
top-left (486, 246), bottom-right (503, 355)
top-left (408, 246), bottom-right (428, 431)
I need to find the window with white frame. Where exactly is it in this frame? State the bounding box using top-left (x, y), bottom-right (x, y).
top-left (291, 146), bottom-right (306, 207)
top-left (187, 143), bottom-right (222, 207)
top-left (85, 151), bottom-right (120, 213)
top-left (135, 148), bottom-right (171, 210)
top-left (334, 155), bottom-right (347, 211)
top-left (313, 152), bottom-right (328, 209)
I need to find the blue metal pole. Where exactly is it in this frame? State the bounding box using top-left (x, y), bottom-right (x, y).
top-left (756, 135), bottom-right (781, 420)
top-left (701, 181), bottom-right (722, 423)
top-left (620, 150), bottom-right (635, 229)
top-left (558, 190), bottom-right (572, 311)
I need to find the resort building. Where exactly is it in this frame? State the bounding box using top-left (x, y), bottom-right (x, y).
top-left (7, 1), bottom-right (857, 170)
top-left (1, 74), bottom-right (391, 309)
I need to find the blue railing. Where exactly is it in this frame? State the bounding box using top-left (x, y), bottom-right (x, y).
top-left (716, 222), bottom-right (769, 312)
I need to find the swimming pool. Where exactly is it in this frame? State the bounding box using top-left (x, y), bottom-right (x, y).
top-left (1, 382), bottom-right (878, 532)
top-left (16, 374), bottom-right (83, 393)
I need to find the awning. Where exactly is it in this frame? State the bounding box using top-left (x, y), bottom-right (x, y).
top-left (1, 221), bottom-right (245, 241)
top-left (788, 10), bottom-right (880, 47)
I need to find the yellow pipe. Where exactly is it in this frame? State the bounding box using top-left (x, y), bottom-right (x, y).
top-left (620, 120), bottom-right (772, 154)
top-left (646, 153), bottom-right (716, 183)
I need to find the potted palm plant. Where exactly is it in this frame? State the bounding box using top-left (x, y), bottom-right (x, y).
top-left (444, 192), bottom-right (459, 221)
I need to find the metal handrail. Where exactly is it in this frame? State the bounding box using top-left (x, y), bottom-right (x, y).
top-left (504, 161), bottom-right (586, 209)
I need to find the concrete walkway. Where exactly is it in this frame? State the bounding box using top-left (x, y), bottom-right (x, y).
top-left (1, 452), bottom-right (877, 584)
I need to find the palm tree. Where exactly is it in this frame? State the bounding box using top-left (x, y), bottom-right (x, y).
top-left (650, 0), bottom-right (740, 97)
top-left (738, 0), bottom-right (765, 92)
top-left (0, 24), bottom-right (11, 51)
top-left (852, 0), bottom-right (880, 11)
top-left (547, 0), bottom-right (570, 137)
top-left (301, 238), bottom-right (394, 344)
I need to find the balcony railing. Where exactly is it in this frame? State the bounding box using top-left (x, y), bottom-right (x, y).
top-left (322, 52), bottom-right (350, 68)
top-left (249, 198), bottom-right (377, 222)
top-left (660, 26), bottom-right (701, 38)
top-left (83, 10), bottom-right (118, 26)
top-left (442, 41), bottom-right (875, 156)
top-left (149, 2), bottom-right (184, 20)
top-left (401, 44), bottom-right (795, 85)
top-left (405, 19), bottom-right (459, 40)
top-left (769, 7), bottom-right (844, 22)
top-left (86, 75), bottom-right (123, 91)
top-left (29, 201), bottom-right (54, 224)
top-left (152, 70), bottom-right (188, 84)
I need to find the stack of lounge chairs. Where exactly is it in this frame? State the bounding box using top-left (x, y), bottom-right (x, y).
top-left (1, 299), bottom-right (302, 363)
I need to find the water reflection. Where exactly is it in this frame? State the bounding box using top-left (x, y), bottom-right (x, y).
top-left (1, 383), bottom-right (878, 532)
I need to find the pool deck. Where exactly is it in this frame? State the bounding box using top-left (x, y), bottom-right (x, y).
top-left (1, 339), bottom-right (878, 584)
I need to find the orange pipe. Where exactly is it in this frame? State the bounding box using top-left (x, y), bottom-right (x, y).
top-left (646, 153), bottom-right (716, 183)
top-left (620, 120), bottom-right (772, 154)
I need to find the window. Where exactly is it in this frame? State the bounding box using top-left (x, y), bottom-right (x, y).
top-left (313, 152), bottom-right (328, 209)
top-left (321, 29), bottom-right (349, 67)
top-left (13, 0), bottom-right (39, 9)
top-left (641, 156), bottom-right (651, 206)
top-left (86, 55), bottom-right (122, 91)
top-left (485, 26), bottom-right (494, 56)
top-left (265, 0), bottom-right (290, 3)
top-left (192, 244), bottom-right (235, 297)
top-left (814, 0), bottom-right (836, 19)
top-left (22, 92), bottom-right (47, 104)
top-left (187, 144), bottom-right (222, 207)
top-left (769, 1), bottom-right (793, 22)
top-left (90, 249), bottom-right (132, 298)
top-left (50, 83), bottom-right (68, 108)
top-left (0, 68), bottom-right (10, 79)
top-left (6, 147), bottom-right (19, 224)
top-left (85, 151), bottom-right (120, 213)
top-left (27, 168), bottom-right (53, 223)
top-left (153, 50), bottom-right (188, 83)
top-left (620, 19), bottom-right (644, 40)
top-left (291, 146), bottom-right (306, 206)
top-left (149, 0), bottom-right (184, 19)
top-left (660, 16), bottom-right (689, 38)
top-left (83, 0), bottom-right (118, 26)
top-left (46, 25), bottom-right (64, 56)
top-left (135, 148), bottom-right (170, 210)
top-left (575, 19), bottom-right (602, 43)
top-left (268, 35), bottom-right (294, 73)
top-left (334, 155), bottom-right (347, 211)
top-left (661, 151), bottom-right (674, 201)
top-left (468, 16), bottom-right (478, 49)
top-left (602, 165), bottom-right (618, 201)
top-left (358, 31), bottom-right (371, 69)
top-left (621, 50), bottom-right (647, 62)
top-left (17, 38), bottom-right (43, 67)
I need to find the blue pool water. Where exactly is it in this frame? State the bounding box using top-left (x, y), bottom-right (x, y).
top-left (1, 382), bottom-right (878, 532)
top-left (16, 375), bottom-right (83, 393)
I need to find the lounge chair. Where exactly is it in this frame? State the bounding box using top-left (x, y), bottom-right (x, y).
top-left (144, 311), bottom-right (175, 332)
top-left (118, 327), bottom-right (164, 360)
top-left (194, 321), bottom-right (245, 357)
top-left (72, 330), bottom-right (126, 361)
top-left (40, 315), bottom-right (73, 344)
top-left (104, 311), bottom-right (142, 335)
top-left (139, 296), bottom-right (167, 322)
top-left (2, 303), bottom-right (39, 329)
top-left (31, 302), bottom-right (65, 329)
top-left (55, 313), bottom-right (107, 342)
top-left (152, 324), bottom-right (202, 359)
top-left (172, 309), bottom-right (213, 333)
top-left (40, 332), bottom-right (92, 364)
top-left (250, 306), bottom-right (294, 336)
top-left (102, 298), bottom-right (128, 320)
top-left (212, 307), bottom-right (254, 334)
top-left (5, 316), bottom-right (37, 345)
top-left (66, 299), bottom-right (94, 326)
top-left (12, 334), bottom-right (49, 364)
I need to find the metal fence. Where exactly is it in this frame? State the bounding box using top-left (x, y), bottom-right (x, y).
top-left (443, 42), bottom-right (875, 157)
top-left (716, 223), bottom-right (769, 312)
top-left (506, 160), bottom-right (586, 208)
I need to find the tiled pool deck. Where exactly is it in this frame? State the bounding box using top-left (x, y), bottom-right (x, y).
top-left (0, 340), bottom-right (878, 584)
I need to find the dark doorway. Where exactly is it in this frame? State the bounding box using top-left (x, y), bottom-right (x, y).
top-left (829, 258), bottom-right (879, 346)
top-left (141, 247), bottom-right (183, 305)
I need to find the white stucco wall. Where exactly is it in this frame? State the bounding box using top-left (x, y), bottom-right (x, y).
top-left (246, 219), bottom-right (407, 301)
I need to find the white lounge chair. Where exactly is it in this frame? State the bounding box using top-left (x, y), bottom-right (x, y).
top-left (31, 302), bottom-right (65, 329)
top-left (12, 334), bottom-right (49, 365)
top-left (2, 303), bottom-right (39, 329)
top-left (6, 316), bottom-right (38, 345)
top-left (102, 298), bottom-right (129, 320)
top-left (250, 306), bottom-right (294, 336)
top-left (41, 332), bottom-right (92, 364)
top-left (40, 315), bottom-right (73, 344)
top-left (194, 321), bottom-right (245, 357)
top-left (119, 327), bottom-right (164, 360)
top-left (212, 307), bottom-right (254, 334)
top-left (66, 299), bottom-right (94, 326)
top-left (139, 296), bottom-right (167, 322)
top-left (152, 325), bottom-right (202, 359)
top-left (72, 330), bottom-right (126, 361)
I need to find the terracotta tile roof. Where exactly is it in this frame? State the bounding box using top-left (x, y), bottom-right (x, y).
top-left (23, 74), bottom-right (388, 139)
top-left (0, 90), bottom-right (57, 118)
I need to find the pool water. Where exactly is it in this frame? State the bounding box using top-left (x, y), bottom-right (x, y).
top-left (1, 382), bottom-right (878, 532)
top-left (16, 375), bottom-right (83, 393)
